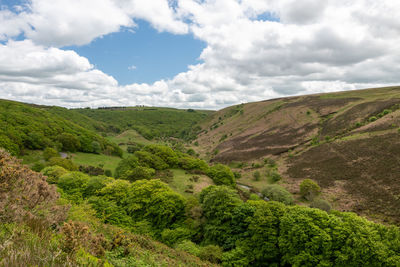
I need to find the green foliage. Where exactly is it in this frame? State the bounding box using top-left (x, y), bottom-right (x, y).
top-left (57, 172), bottom-right (90, 202)
top-left (134, 150), bottom-right (168, 170)
top-left (43, 147), bottom-right (59, 160)
top-left (207, 164), bottom-right (236, 187)
top-left (58, 133), bottom-right (81, 152)
top-left (200, 186), bottom-right (242, 246)
top-left (198, 245), bottom-right (223, 263)
top-left (262, 185), bottom-right (294, 205)
top-left (175, 240), bottom-right (201, 256)
top-left (369, 116), bottom-right (377, 122)
top-left (114, 155), bottom-right (139, 178)
top-left (0, 99), bottom-right (121, 156)
top-left (179, 156), bottom-right (209, 172)
top-left (253, 171), bottom-right (261, 181)
top-left (161, 227), bottom-right (193, 247)
top-left (76, 106), bottom-right (211, 140)
top-left (125, 179), bottom-right (186, 231)
top-left (41, 165), bottom-right (68, 184)
top-left (267, 170), bottom-right (282, 183)
top-left (310, 198), bottom-right (332, 212)
top-left (120, 166), bottom-right (156, 181)
top-left (143, 144), bottom-right (179, 167)
top-left (48, 157), bottom-right (78, 171)
top-left (300, 178), bottom-right (321, 201)
top-left (0, 134), bottom-right (20, 155)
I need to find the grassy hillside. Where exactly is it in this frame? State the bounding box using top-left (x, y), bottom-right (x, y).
top-left (195, 86), bottom-right (400, 223)
top-left (75, 106), bottom-right (214, 140)
top-left (0, 99), bottom-right (121, 156)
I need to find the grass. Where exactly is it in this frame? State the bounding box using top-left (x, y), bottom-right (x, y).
top-left (71, 152), bottom-right (122, 174)
top-left (169, 169), bottom-right (214, 196)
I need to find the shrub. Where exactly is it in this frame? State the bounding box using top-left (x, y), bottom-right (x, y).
top-left (0, 149), bottom-right (67, 225)
top-left (233, 171), bottom-right (241, 179)
top-left (253, 171), bottom-right (261, 181)
top-left (41, 166), bottom-right (68, 184)
top-left (31, 162), bottom-right (46, 172)
top-left (207, 164), bottom-right (236, 187)
top-left (310, 198), bottom-right (332, 212)
top-left (161, 227), bottom-right (193, 247)
top-left (48, 157), bottom-right (78, 171)
top-left (134, 151), bottom-right (168, 170)
top-left (79, 165), bottom-right (104, 176)
top-left (175, 240), bottom-right (200, 256)
top-left (268, 170), bottom-right (282, 183)
top-left (300, 179), bottom-right (321, 201)
top-left (262, 185), bottom-right (294, 205)
top-left (57, 172), bottom-right (90, 202)
top-left (198, 245), bottom-right (223, 263)
top-left (120, 166), bottom-right (155, 182)
top-left (114, 155), bottom-right (139, 178)
top-left (369, 116), bottom-right (377, 122)
top-left (104, 169), bottom-right (112, 177)
top-left (58, 133), bottom-right (81, 152)
top-left (43, 147), bottom-right (59, 160)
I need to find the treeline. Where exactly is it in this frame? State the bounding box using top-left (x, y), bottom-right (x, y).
top-left (75, 107), bottom-right (211, 140)
top-left (0, 100), bottom-right (122, 156)
top-left (42, 145), bottom-right (400, 266)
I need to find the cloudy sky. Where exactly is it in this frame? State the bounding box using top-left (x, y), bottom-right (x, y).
top-left (0, 0), bottom-right (399, 109)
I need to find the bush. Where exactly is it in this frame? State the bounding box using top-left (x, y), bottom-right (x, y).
top-left (310, 198), bottom-right (331, 212)
top-left (120, 166), bottom-right (155, 182)
top-left (79, 165), bottom-right (104, 176)
top-left (262, 185), bottom-right (294, 205)
top-left (48, 157), bottom-right (78, 171)
top-left (161, 227), bottom-right (193, 247)
top-left (175, 240), bottom-right (200, 256)
top-left (198, 245), bottom-right (223, 263)
top-left (253, 171), bottom-right (261, 181)
top-left (104, 169), bottom-right (112, 177)
top-left (300, 179), bottom-right (321, 201)
top-left (268, 170), bottom-right (281, 183)
top-left (31, 162), bottom-right (46, 172)
top-left (57, 172), bottom-right (90, 202)
top-left (58, 133), bottom-right (81, 152)
top-left (207, 164), bottom-right (235, 187)
top-left (41, 166), bottom-right (68, 184)
top-left (43, 147), bottom-right (59, 161)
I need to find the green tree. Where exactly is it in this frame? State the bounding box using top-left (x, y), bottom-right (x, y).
top-left (207, 164), bottom-right (236, 187)
top-left (300, 179), bottom-right (321, 201)
top-left (58, 133), bottom-right (81, 152)
top-left (120, 166), bottom-right (155, 181)
top-left (262, 185), bottom-right (294, 205)
top-left (43, 147), bottom-right (59, 161)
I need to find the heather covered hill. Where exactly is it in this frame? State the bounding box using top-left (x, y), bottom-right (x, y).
top-left (195, 86), bottom-right (400, 223)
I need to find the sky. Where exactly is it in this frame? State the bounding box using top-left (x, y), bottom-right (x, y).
top-left (0, 0), bottom-right (400, 110)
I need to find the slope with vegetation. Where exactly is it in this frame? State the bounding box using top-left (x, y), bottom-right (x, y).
top-left (2, 148), bottom-right (400, 266)
top-left (194, 86), bottom-right (400, 223)
top-left (75, 106), bottom-right (213, 140)
top-left (0, 99), bottom-right (122, 157)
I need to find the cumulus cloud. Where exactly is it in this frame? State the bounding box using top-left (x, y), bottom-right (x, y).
top-left (1, 0), bottom-right (400, 109)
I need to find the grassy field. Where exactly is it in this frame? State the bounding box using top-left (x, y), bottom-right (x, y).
top-left (169, 169), bottom-right (214, 196)
top-left (71, 152), bottom-right (122, 174)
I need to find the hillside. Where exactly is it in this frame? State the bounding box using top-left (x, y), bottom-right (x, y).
top-left (75, 107), bottom-right (214, 140)
top-left (195, 86), bottom-right (400, 223)
top-left (0, 99), bottom-right (121, 156)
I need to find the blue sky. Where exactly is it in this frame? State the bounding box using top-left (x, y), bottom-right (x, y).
top-left (0, 0), bottom-right (398, 109)
top-left (64, 20), bottom-right (206, 85)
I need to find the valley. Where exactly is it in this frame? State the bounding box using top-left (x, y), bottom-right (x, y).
top-left (1, 86), bottom-right (400, 266)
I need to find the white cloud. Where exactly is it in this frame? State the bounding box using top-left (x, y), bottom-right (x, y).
top-left (1, 0), bottom-right (400, 109)
top-left (128, 65), bottom-right (137, 70)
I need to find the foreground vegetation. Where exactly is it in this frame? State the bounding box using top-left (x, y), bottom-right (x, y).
top-left (2, 144), bottom-right (400, 266)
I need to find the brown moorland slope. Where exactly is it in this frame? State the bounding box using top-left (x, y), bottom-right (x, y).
top-left (195, 86), bottom-right (400, 223)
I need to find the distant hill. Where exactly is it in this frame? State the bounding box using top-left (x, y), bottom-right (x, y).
top-left (195, 86), bottom-right (400, 223)
top-left (75, 106), bottom-right (214, 140)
